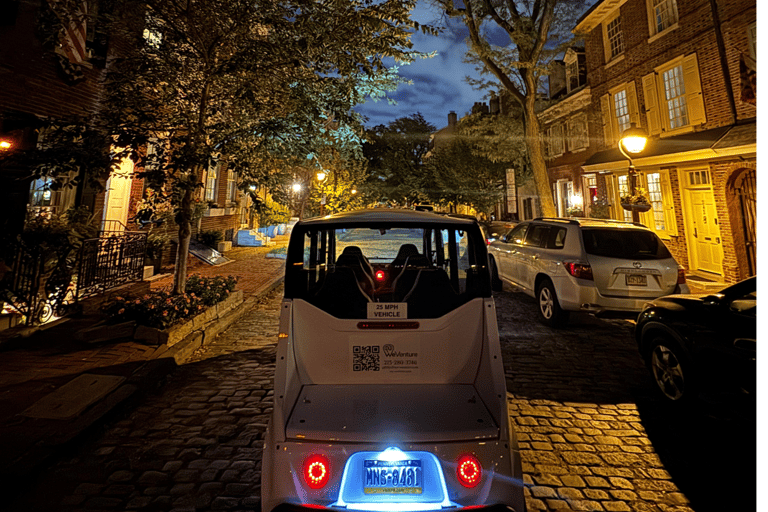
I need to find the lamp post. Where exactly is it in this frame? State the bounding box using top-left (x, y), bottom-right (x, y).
top-left (617, 122), bottom-right (648, 223)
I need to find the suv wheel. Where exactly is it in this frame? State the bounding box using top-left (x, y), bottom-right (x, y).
top-left (648, 336), bottom-right (694, 403)
top-left (536, 278), bottom-right (569, 327)
top-left (489, 257), bottom-right (502, 292)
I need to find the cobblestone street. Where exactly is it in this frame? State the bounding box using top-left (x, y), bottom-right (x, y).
top-left (9, 285), bottom-right (755, 512)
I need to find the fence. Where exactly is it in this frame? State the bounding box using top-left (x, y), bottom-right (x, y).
top-left (1, 231), bottom-right (147, 326)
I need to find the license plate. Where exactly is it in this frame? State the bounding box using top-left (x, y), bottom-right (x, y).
top-left (363, 459), bottom-right (422, 494)
top-left (626, 274), bottom-right (647, 286)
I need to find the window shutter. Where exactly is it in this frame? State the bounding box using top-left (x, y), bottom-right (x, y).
top-left (682, 53), bottom-right (706, 127)
top-left (661, 170), bottom-right (678, 236)
top-left (600, 94), bottom-right (614, 146)
top-left (642, 72), bottom-right (662, 135)
top-left (627, 80), bottom-right (640, 127)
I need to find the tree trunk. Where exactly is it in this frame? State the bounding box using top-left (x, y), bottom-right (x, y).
top-left (523, 93), bottom-right (557, 218)
top-left (173, 186), bottom-right (194, 294)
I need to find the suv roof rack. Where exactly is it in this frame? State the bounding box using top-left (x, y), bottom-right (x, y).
top-left (532, 217), bottom-right (646, 227)
top-left (532, 217), bottom-right (579, 225)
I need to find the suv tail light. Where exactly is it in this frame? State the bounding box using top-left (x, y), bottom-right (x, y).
top-left (303, 454), bottom-right (330, 489)
top-left (677, 267), bottom-right (686, 285)
top-left (564, 261), bottom-right (593, 280)
top-left (457, 454), bottom-right (482, 488)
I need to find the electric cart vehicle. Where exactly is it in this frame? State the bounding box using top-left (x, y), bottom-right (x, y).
top-left (262, 209), bottom-right (526, 512)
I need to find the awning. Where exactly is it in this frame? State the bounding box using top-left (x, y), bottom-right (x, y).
top-left (582, 121), bottom-right (756, 171)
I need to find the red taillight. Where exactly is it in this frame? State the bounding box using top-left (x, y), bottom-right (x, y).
top-left (375, 269), bottom-right (386, 282)
top-left (677, 267), bottom-right (686, 284)
top-left (456, 454), bottom-right (482, 488)
top-left (303, 454), bottom-right (330, 489)
top-left (563, 261), bottom-right (593, 280)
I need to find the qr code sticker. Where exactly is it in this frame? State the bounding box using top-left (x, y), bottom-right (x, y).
top-left (352, 345), bottom-right (380, 371)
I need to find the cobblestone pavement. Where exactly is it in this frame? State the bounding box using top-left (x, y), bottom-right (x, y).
top-left (9, 285), bottom-right (755, 511)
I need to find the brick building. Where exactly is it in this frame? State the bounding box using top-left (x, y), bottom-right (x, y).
top-left (571, 0), bottom-right (756, 284)
top-left (0, 1), bottom-right (248, 252)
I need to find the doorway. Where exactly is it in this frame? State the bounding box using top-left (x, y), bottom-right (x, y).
top-left (682, 169), bottom-right (723, 276)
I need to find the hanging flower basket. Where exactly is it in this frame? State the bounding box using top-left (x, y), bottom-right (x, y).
top-left (621, 202), bottom-right (652, 212)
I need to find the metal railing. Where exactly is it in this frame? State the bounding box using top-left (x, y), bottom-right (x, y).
top-left (76, 231), bottom-right (148, 300)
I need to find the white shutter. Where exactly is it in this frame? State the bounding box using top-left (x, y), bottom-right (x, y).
top-left (627, 80), bottom-right (640, 127)
top-left (600, 94), bottom-right (614, 146)
top-left (661, 170), bottom-right (678, 236)
top-left (682, 53), bottom-right (706, 127)
top-left (642, 72), bottom-right (662, 135)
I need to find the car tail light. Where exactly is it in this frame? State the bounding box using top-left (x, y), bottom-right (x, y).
top-left (563, 261), bottom-right (593, 280)
top-left (456, 454), bottom-right (482, 488)
top-left (303, 454), bottom-right (330, 489)
top-left (677, 267), bottom-right (686, 284)
top-left (375, 269), bottom-right (386, 282)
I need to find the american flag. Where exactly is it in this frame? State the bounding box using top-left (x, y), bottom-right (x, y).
top-left (48, 0), bottom-right (89, 64)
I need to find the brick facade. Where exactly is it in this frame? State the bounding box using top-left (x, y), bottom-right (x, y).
top-left (574, 0), bottom-right (756, 284)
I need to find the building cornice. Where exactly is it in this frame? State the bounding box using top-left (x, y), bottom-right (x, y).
top-left (573, 0), bottom-right (631, 35)
top-left (581, 144), bottom-right (757, 172)
top-left (539, 87), bottom-right (592, 124)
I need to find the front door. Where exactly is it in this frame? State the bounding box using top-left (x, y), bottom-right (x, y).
top-left (103, 157), bottom-right (133, 231)
top-left (683, 171), bottom-right (723, 276)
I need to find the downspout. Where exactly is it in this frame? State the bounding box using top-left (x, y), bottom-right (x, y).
top-left (708, 0), bottom-right (738, 124)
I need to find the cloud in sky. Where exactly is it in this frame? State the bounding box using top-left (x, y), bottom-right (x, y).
top-left (354, 3), bottom-right (492, 131)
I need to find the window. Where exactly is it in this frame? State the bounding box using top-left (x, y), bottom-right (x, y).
top-left (30, 177), bottom-right (55, 207)
top-left (661, 65), bottom-right (688, 129)
top-left (546, 124), bottom-right (565, 158)
top-left (646, 173), bottom-right (665, 231)
top-left (617, 175), bottom-right (633, 222)
top-left (227, 170), bottom-right (238, 202)
top-left (567, 60), bottom-right (579, 92)
top-left (688, 169), bottom-right (710, 186)
top-left (643, 54), bottom-right (706, 135)
top-left (205, 162), bottom-right (219, 202)
top-left (568, 114), bottom-right (588, 151)
top-left (564, 48), bottom-right (584, 93)
top-left (524, 225), bottom-right (550, 248)
top-left (748, 22), bottom-right (756, 59)
top-left (613, 89), bottom-right (631, 135)
top-left (604, 14), bottom-right (624, 61)
top-left (640, 171), bottom-right (678, 238)
top-left (507, 224), bottom-right (529, 245)
top-left (649, 0), bottom-right (678, 36)
top-left (600, 82), bottom-right (639, 146)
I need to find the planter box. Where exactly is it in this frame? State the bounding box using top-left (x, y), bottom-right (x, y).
top-left (134, 290), bottom-right (244, 347)
top-left (217, 241), bottom-right (232, 252)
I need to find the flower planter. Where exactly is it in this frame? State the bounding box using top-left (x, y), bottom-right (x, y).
top-left (134, 289), bottom-right (243, 347)
top-left (621, 203), bottom-right (652, 212)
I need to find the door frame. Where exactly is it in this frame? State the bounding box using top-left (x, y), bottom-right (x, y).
top-left (679, 166), bottom-right (723, 277)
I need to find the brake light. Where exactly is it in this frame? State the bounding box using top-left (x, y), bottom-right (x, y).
top-left (563, 261), bottom-right (593, 280)
top-left (375, 269), bottom-right (386, 282)
top-left (303, 454), bottom-right (330, 489)
top-left (456, 454), bottom-right (482, 488)
top-left (677, 267), bottom-right (686, 284)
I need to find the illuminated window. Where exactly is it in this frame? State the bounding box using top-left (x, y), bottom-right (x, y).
top-left (662, 65), bottom-right (688, 129)
top-left (30, 177), bottom-right (55, 207)
top-left (617, 175), bottom-right (633, 222)
top-left (646, 173), bottom-right (665, 231)
top-left (227, 170), bottom-right (238, 202)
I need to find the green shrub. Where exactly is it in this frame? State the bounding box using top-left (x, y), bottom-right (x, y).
top-left (197, 229), bottom-right (224, 248)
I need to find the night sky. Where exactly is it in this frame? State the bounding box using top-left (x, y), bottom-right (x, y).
top-left (354, 2), bottom-right (486, 132)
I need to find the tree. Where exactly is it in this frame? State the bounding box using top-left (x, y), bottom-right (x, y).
top-left (435, 0), bottom-right (588, 217)
top-left (103, 0), bottom-right (433, 293)
top-left (362, 113), bottom-right (435, 205)
top-left (424, 135), bottom-right (508, 217)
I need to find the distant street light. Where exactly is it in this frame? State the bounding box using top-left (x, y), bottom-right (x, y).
top-left (292, 183), bottom-right (302, 193)
top-left (316, 171), bottom-right (326, 181)
top-left (618, 122), bottom-right (648, 223)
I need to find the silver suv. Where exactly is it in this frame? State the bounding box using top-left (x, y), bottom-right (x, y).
top-left (488, 217), bottom-right (690, 326)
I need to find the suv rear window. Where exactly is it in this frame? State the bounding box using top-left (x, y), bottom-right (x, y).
top-left (285, 222), bottom-right (491, 319)
top-left (581, 228), bottom-right (672, 260)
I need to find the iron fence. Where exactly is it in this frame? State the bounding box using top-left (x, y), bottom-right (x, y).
top-left (77, 232), bottom-right (147, 299)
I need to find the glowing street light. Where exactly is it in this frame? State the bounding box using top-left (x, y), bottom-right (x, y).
top-left (292, 182), bottom-right (302, 193)
top-left (316, 171), bottom-right (326, 181)
top-left (0, 139), bottom-right (12, 150)
top-left (618, 122), bottom-right (648, 223)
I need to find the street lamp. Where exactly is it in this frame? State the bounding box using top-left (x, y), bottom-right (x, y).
top-left (618, 122), bottom-right (648, 223)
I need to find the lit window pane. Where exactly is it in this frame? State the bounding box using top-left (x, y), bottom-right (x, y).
top-left (607, 17), bottom-right (624, 59)
top-left (618, 175), bottom-right (633, 222)
top-left (647, 173), bottom-right (665, 231)
top-left (613, 89), bottom-right (631, 135)
top-left (653, 0), bottom-right (677, 33)
top-left (662, 65), bottom-right (688, 129)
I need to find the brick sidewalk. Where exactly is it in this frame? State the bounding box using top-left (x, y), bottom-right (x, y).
top-left (0, 238), bottom-right (287, 487)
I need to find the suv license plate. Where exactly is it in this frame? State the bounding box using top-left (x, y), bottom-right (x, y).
top-left (626, 274), bottom-right (647, 286)
top-left (363, 459), bottom-right (422, 494)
